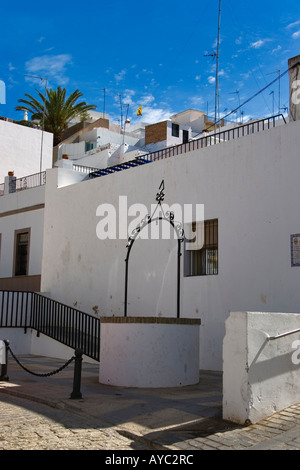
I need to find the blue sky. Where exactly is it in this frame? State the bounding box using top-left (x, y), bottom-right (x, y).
top-left (1, 0), bottom-right (300, 126)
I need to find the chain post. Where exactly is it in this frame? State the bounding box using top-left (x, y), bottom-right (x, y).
top-left (70, 348), bottom-right (83, 399)
top-left (0, 340), bottom-right (9, 381)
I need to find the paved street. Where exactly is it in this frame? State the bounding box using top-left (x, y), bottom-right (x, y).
top-left (1, 355), bottom-right (300, 452)
top-left (0, 393), bottom-right (146, 450)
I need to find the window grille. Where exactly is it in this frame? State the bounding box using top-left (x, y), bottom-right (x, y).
top-left (184, 219), bottom-right (218, 276)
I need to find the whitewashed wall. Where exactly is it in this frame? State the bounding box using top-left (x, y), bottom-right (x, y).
top-left (0, 186), bottom-right (45, 278)
top-left (41, 119), bottom-right (300, 370)
top-left (223, 311), bottom-right (300, 424)
top-left (166, 121), bottom-right (191, 147)
top-left (0, 120), bottom-right (53, 184)
top-left (100, 318), bottom-right (200, 387)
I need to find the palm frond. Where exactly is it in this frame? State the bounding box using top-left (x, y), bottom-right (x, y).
top-left (15, 86), bottom-right (97, 145)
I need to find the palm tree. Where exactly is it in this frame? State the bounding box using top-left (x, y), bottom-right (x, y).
top-left (16, 87), bottom-right (97, 146)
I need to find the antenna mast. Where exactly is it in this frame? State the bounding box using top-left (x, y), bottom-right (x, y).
top-left (215, 0), bottom-right (221, 132)
top-left (103, 88), bottom-right (106, 117)
top-left (116, 93), bottom-right (124, 133)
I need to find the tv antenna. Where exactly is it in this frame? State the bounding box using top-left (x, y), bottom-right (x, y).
top-left (204, 1), bottom-right (221, 132)
top-left (102, 88), bottom-right (106, 117)
top-left (267, 70), bottom-right (280, 115)
top-left (215, 0), bottom-right (221, 131)
top-left (269, 90), bottom-right (275, 115)
top-left (230, 90), bottom-right (242, 120)
top-left (24, 74), bottom-right (48, 176)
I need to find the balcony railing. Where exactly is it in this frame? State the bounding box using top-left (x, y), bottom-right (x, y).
top-left (72, 164), bottom-right (99, 174)
top-left (84, 114), bottom-right (287, 180)
top-left (0, 171), bottom-right (46, 196)
top-left (14, 171), bottom-right (46, 192)
top-left (145, 114), bottom-right (286, 163)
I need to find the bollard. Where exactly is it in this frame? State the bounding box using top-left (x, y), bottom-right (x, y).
top-left (70, 348), bottom-right (83, 399)
top-left (0, 340), bottom-right (9, 381)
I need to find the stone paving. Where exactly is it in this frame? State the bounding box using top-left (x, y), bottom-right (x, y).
top-left (0, 394), bottom-right (147, 450)
top-left (142, 404), bottom-right (300, 450)
top-left (1, 354), bottom-right (300, 451)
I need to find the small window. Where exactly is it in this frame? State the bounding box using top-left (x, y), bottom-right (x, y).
top-left (172, 123), bottom-right (180, 137)
top-left (14, 229), bottom-right (30, 276)
top-left (184, 219), bottom-right (218, 276)
top-left (85, 142), bottom-right (96, 152)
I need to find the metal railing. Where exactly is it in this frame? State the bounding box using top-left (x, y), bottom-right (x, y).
top-left (145, 114), bottom-right (286, 163)
top-left (77, 114), bottom-right (287, 180)
top-left (0, 171), bottom-right (46, 196)
top-left (14, 171), bottom-right (46, 192)
top-left (72, 164), bottom-right (100, 174)
top-left (0, 290), bottom-right (100, 361)
top-left (267, 328), bottom-right (300, 341)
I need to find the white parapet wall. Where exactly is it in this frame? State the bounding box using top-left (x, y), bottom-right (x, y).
top-left (99, 317), bottom-right (201, 388)
top-left (223, 311), bottom-right (300, 425)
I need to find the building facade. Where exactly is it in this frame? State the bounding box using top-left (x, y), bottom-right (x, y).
top-left (0, 118), bottom-right (53, 184)
top-left (38, 113), bottom-right (300, 371)
top-left (1, 56), bottom-right (300, 371)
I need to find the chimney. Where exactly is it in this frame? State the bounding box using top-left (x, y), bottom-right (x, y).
top-left (289, 54), bottom-right (300, 121)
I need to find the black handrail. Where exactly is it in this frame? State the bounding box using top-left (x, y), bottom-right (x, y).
top-left (145, 113), bottom-right (287, 163)
top-left (84, 114), bottom-right (287, 181)
top-left (0, 290), bottom-right (100, 361)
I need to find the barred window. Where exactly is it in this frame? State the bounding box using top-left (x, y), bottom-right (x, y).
top-left (184, 219), bottom-right (218, 276)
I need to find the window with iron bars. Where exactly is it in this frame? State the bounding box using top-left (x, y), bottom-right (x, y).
top-left (184, 219), bottom-right (218, 276)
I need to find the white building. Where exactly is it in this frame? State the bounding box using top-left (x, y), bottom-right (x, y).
top-left (39, 109), bottom-right (298, 371)
top-left (55, 109), bottom-right (225, 170)
top-left (55, 115), bottom-right (147, 170)
top-left (1, 55), bottom-right (299, 373)
top-left (0, 118), bottom-right (53, 185)
top-left (0, 180), bottom-right (45, 291)
top-left (0, 118), bottom-right (52, 291)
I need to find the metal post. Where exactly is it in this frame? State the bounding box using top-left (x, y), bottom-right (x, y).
top-left (70, 348), bottom-right (83, 399)
top-left (0, 340), bottom-right (9, 381)
top-left (177, 239), bottom-right (181, 319)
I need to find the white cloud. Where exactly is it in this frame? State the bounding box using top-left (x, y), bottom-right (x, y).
top-left (190, 96), bottom-right (204, 108)
top-left (208, 76), bottom-right (216, 84)
top-left (272, 45), bottom-right (282, 54)
top-left (250, 40), bottom-right (264, 49)
top-left (292, 30), bottom-right (300, 39)
top-left (122, 89), bottom-right (135, 106)
top-left (138, 106), bottom-right (173, 124)
top-left (240, 71), bottom-right (251, 80)
top-left (287, 20), bottom-right (300, 29)
top-left (25, 54), bottom-right (72, 85)
top-left (114, 69), bottom-right (127, 84)
top-left (140, 94), bottom-right (155, 105)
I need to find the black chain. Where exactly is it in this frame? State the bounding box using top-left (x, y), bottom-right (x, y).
top-left (8, 346), bottom-right (75, 377)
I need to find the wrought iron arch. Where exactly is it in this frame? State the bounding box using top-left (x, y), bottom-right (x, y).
top-left (124, 180), bottom-right (184, 318)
